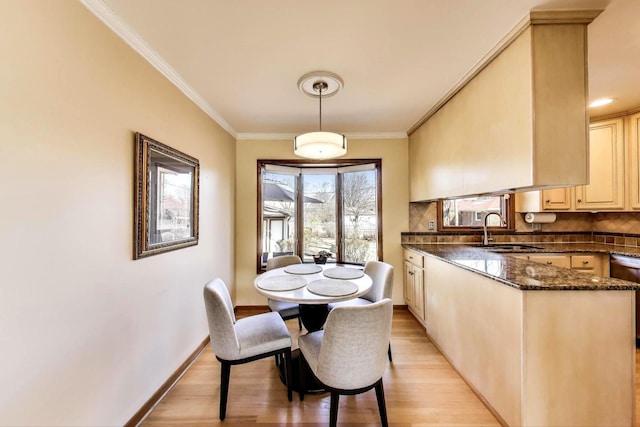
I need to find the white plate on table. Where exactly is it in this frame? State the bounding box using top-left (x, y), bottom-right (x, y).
top-left (307, 279), bottom-right (358, 297)
top-left (257, 275), bottom-right (307, 291)
top-left (284, 264), bottom-right (323, 275)
top-left (323, 267), bottom-right (364, 280)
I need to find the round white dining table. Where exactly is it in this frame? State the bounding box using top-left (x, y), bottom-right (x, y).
top-left (254, 263), bottom-right (373, 304)
top-left (254, 263), bottom-right (372, 332)
top-left (254, 263), bottom-right (373, 393)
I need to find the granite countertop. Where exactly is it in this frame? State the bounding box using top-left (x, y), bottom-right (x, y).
top-left (402, 243), bottom-right (640, 291)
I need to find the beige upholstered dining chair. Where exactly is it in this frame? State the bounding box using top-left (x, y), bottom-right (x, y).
top-left (298, 299), bottom-right (393, 427)
top-left (328, 260), bottom-right (394, 360)
top-left (266, 254), bottom-right (303, 330)
top-left (203, 279), bottom-right (293, 420)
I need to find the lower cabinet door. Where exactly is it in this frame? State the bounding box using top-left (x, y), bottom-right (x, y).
top-left (412, 267), bottom-right (425, 321)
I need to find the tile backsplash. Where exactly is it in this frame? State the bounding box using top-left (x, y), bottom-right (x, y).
top-left (409, 202), bottom-right (437, 232)
top-left (593, 212), bottom-right (640, 233)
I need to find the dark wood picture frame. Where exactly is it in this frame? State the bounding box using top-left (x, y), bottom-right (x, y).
top-left (134, 133), bottom-right (199, 259)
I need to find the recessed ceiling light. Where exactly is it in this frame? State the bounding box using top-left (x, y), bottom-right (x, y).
top-left (589, 98), bottom-right (614, 108)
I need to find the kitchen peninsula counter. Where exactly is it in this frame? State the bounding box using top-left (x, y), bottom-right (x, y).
top-left (402, 243), bottom-right (640, 291)
top-left (402, 242), bottom-right (636, 427)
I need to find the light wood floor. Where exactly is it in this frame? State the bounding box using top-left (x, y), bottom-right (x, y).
top-left (140, 308), bottom-right (640, 426)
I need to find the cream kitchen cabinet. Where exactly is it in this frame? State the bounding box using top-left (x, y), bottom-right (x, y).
top-left (541, 187), bottom-right (573, 210)
top-left (521, 253), bottom-right (608, 277)
top-left (516, 187), bottom-right (573, 212)
top-left (627, 112), bottom-right (640, 209)
top-left (516, 118), bottom-right (625, 212)
top-left (575, 118), bottom-right (625, 210)
top-left (526, 254), bottom-right (571, 269)
top-left (404, 249), bottom-right (425, 325)
top-left (571, 254), bottom-right (608, 277)
top-left (409, 14), bottom-right (592, 201)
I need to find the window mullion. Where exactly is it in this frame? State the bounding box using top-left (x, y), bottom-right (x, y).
top-left (296, 174), bottom-right (304, 260)
top-left (336, 173), bottom-right (343, 263)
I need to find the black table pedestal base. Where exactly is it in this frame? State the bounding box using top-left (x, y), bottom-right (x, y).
top-left (278, 349), bottom-right (324, 394)
top-left (277, 303), bottom-right (330, 394)
top-left (299, 304), bottom-right (330, 332)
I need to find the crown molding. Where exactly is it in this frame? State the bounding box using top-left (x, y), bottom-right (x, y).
top-left (236, 133), bottom-right (297, 140)
top-left (529, 10), bottom-right (602, 24)
top-left (591, 105), bottom-right (640, 122)
top-left (346, 132), bottom-right (408, 139)
top-left (236, 132), bottom-right (407, 141)
top-left (80, 0), bottom-right (237, 138)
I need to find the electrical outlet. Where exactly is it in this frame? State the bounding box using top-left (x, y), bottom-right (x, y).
top-left (428, 220), bottom-right (435, 230)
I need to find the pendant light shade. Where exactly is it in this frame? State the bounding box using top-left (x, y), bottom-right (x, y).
top-left (294, 131), bottom-right (347, 159)
top-left (294, 71), bottom-right (347, 160)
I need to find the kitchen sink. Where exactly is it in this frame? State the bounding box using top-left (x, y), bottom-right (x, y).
top-left (481, 244), bottom-right (544, 252)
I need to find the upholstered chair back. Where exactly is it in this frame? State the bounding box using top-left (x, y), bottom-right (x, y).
top-left (266, 255), bottom-right (302, 271)
top-left (361, 261), bottom-right (394, 303)
top-left (203, 279), bottom-right (240, 360)
top-left (315, 299), bottom-right (393, 390)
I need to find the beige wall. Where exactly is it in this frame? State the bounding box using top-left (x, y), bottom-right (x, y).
top-left (235, 138), bottom-right (409, 306)
top-left (0, 1), bottom-right (235, 425)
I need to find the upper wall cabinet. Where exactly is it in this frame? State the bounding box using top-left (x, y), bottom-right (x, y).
top-left (515, 187), bottom-right (575, 212)
top-left (515, 187), bottom-right (573, 212)
top-left (516, 116), bottom-right (629, 212)
top-left (575, 118), bottom-right (625, 210)
top-left (628, 112), bottom-right (640, 209)
top-left (542, 187), bottom-right (573, 210)
top-left (408, 11), bottom-right (599, 202)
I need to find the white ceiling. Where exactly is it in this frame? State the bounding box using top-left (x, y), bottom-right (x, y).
top-left (84, 0), bottom-right (640, 139)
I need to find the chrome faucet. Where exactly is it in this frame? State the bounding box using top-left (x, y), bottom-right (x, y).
top-left (482, 212), bottom-right (505, 246)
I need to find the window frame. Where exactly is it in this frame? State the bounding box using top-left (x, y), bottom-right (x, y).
top-left (257, 159), bottom-right (383, 273)
top-left (436, 194), bottom-right (515, 231)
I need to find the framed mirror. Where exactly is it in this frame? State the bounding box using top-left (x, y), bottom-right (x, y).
top-left (134, 133), bottom-right (199, 259)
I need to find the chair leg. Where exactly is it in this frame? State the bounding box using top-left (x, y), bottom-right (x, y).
top-left (388, 342), bottom-right (393, 362)
top-left (298, 353), bottom-right (305, 401)
top-left (329, 391), bottom-right (340, 427)
top-left (283, 349), bottom-right (293, 402)
top-left (375, 380), bottom-right (389, 427)
top-left (219, 362), bottom-right (231, 421)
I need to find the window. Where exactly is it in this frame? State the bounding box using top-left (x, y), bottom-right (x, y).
top-left (438, 194), bottom-right (514, 230)
top-left (258, 160), bottom-right (382, 271)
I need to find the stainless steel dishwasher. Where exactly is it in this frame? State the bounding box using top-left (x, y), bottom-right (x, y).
top-left (610, 254), bottom-right (640, 347)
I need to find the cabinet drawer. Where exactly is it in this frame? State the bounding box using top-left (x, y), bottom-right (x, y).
top-left (571, 255), bottom-right (597, 270)
top-left (528, 255), bottom-right (571, 269)
top-left (404, 249), bottom-right (424, 268)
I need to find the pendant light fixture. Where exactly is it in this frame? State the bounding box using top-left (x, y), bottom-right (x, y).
top-left (294, 71), bottom-right (347, 159)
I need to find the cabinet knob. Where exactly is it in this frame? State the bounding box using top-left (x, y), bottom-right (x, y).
top-left (546, 261), bottom-right (553, 265)
top-left (582, 261), bottom-right (589, 265)
top-left (545, 199), bottom-right (551, 203)
top-left (577, 199), bottom-right (582, 203)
